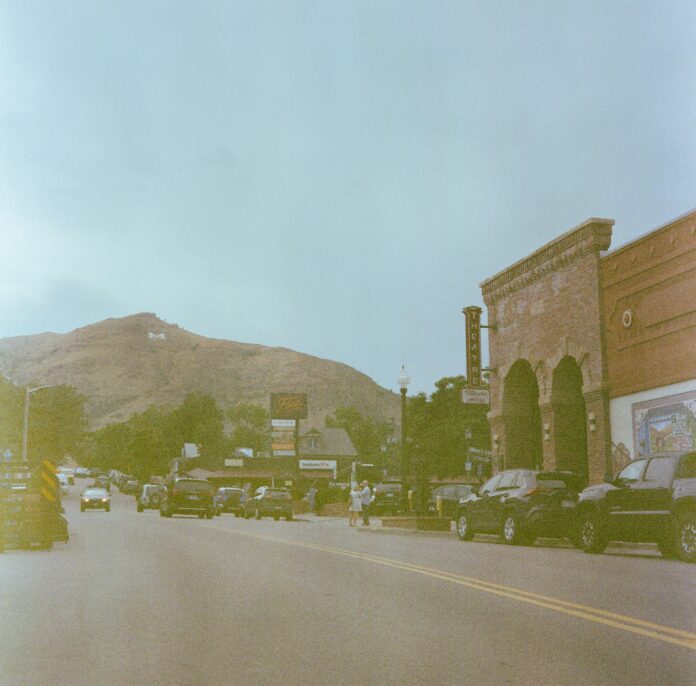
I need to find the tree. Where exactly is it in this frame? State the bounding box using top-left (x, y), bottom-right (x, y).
top-left (325, 406), bottom-right (394, 465)
top-left (406, 376), bottom-right (490, 483)
top-left (227, 403), bottom-right (270, 455)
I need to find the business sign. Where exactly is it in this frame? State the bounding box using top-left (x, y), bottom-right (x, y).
top-left (463, 306), bottom-right (483, 387)
top-left (224, 459), bottom-right (244, 467)
top-left (633, 390), bottom-right (696, 458)
top-left (461, 388), bottom-right (490, 405)
top-left (299, 460), bottom-right (337, 471)
top-left (272, 418), bottom-right (296, 456)
top-left (271, 393), bottom-right (308, 419)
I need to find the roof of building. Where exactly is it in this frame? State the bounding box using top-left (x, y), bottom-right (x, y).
top-left (299, 427), bottom-right (357, 457)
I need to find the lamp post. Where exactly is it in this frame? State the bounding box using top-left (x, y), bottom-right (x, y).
top-left (21, 385), bottom-right (53, 463)
top-left (397, 365), bottom-right (410, 512)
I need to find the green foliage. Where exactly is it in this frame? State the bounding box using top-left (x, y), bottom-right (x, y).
top-left (325, 406), bottom-right (394, 464)
top-left (87, 393), bottom-right (228, 477)
top-left (0, 377), bottom-right (87, 463)
top-left (227, 403), bottom-right (270, 455)
top-left (406, 375), bottom-right (490, 480)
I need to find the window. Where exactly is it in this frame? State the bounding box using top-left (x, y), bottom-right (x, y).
top-left (643, 457), bottom-right (676, 483)
top-left (480, 475), bottom-right (502, 495)
top-left (497, 471), bottom-right (518, 490)
top-left (616, 459), bottom-right (647, 483)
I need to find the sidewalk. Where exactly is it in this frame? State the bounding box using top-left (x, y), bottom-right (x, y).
top-left (296, 513), bottom-right (663, 554)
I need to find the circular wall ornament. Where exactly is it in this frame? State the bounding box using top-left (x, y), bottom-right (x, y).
top-left (622, 309), bottom-right (633, 328)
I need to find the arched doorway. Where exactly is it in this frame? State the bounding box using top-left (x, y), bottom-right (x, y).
top-left (502, 360), bottom-right (542, 469)
top-left (551, 356), bottom-right (588, 478)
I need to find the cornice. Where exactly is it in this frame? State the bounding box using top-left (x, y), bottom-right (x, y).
top-left (481, 218), bottom-right (613, 304)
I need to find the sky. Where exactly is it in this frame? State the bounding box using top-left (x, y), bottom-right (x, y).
top-left (0, 1), bottom-right (694, 396)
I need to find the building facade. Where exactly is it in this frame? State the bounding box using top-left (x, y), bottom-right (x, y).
top-left (480, 210), bottom-right (696, 483)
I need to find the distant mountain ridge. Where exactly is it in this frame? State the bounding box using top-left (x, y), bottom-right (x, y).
top-left (0, 313), bottom-right (400, 430)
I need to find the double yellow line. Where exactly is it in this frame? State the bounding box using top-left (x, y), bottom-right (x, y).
top-left (218, 526), bottom-right (696, 652)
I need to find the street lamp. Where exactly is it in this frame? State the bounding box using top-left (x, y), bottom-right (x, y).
top-left (397, 365), bottom-right (410, 512)
top-left (21, 385), bottom-right (54, 463)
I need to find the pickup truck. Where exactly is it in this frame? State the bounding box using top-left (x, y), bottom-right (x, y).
top-left (576, 452), bottom-right (696, 562)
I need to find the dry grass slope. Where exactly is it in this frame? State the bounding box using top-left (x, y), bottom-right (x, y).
top-left (0, 313), bottom-right (400, 430)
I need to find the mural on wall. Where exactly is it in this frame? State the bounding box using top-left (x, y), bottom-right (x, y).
top-left (633, 390), bottom-right (696, 458)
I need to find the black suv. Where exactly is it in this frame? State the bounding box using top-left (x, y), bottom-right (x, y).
top-left (456, 469), bottom-right (586, 545)
top-left (159, 478), bottom-right (215, 519)
top-left (576, 452), bottom-right (696, 562)
top-left (371, 483), bottom-right (402, 516)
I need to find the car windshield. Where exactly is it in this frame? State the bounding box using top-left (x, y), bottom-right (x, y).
top-left (84, 489), bottom-right (107, 497)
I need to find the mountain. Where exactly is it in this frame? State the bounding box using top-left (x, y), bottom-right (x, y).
top-left (0, 313), bottom-right (400, 430)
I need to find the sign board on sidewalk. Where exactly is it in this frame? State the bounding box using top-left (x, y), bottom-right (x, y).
top-left (224, 459), bottom-right (244, 467)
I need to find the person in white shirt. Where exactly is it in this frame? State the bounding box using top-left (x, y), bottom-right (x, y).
top-left (359, 481), bottom-right (372, 526)
top-left (348, 484), bottom-right (362, 527)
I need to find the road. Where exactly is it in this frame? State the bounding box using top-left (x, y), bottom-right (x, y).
top-left (1, 488), bottom-right (694, 686)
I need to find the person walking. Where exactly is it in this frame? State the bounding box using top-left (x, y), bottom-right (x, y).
top-left (348, 484), bottom-right (362, 527)
top-left (359, 481), bottom-right (372, 526)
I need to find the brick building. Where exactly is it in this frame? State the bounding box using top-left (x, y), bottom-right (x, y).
top-left (480, 209), bottom-right (696, 483)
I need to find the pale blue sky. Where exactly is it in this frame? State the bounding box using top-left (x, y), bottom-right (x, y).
top-left (1, 1), bottom-right (694, 395)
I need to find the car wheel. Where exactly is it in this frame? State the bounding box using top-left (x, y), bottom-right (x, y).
top-left (502, 513), bottom-right (529, 545)
top-left (255, 510), bottom-right (262, 520)
top-left (579, 514), bottom-right (608, 554)
top-left (456, 512), bottom-right (474, 541)
top-left (206, 511), bottom-right (214, 519)
top-left (235, 512), bottom-right (241, 518)
top-left (675, 511), bottom-right (696, 563)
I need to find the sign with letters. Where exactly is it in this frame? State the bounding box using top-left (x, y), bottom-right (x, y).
top-left (463, 306), bottom-right (482, 387)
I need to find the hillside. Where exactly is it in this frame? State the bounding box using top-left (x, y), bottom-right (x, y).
top-left (0, 313), bottom-right (400, 430)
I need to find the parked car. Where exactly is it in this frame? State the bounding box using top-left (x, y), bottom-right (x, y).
top-left (92, 476), bottom-right (111, 492)
top-left (455, 469), bottom-right (586, 545)
top-left (122, 479), bottom-right (141, 495)
top-left (58, 468), bottom-right (75, 485)
top-left (56, 473), bottom-right (69, 495)
top-left (215, 487), bottom-right (246, 516)
top-left (576, 452), bottom-right (696, 562)
top-left (136, 484), bottom-right (165, 512)
top-left (371, 482), bottom-right (402, 516)
top-left (427, 484), bottom-right (473, 519)
top-left (242, 487), bottom-right (293, 521)
top-left (80, 487), bottom-right (111, 512)
top-left (159, 478), bottom-right (215, 519)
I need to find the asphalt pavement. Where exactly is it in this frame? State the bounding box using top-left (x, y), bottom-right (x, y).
top-left (0, 487), bottom-right (693, 686)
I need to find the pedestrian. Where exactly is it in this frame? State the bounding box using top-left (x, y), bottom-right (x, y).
top-left (307, 486), bottom-right (318, 513)
top-left (348, 484), bottom-right (362, 527)
top-left (359, 481), bottom-right (372, 525)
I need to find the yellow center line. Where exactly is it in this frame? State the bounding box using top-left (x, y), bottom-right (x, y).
top-left (208, 524), bottom-right (696, 652)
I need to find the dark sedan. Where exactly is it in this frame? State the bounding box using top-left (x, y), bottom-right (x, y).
top-left (242, 487), bottom-right (293, 521)
top-left (455, 469), bottom-right (585, 545)
top-left (427, 484), bottom-right (473, 519)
